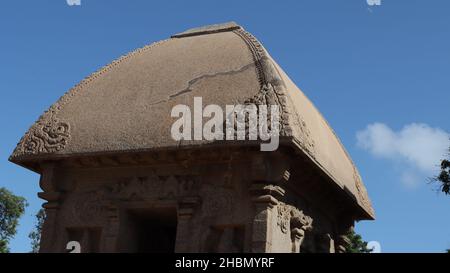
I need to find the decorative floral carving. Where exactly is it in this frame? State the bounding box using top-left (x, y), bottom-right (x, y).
top-left (12, 109), bottom-right (70, 157)
top-left (277, 203), bottom-right (291, 234)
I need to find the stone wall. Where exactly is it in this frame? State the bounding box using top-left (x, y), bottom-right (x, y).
top-left (37, 148), bottom-right (351, 253)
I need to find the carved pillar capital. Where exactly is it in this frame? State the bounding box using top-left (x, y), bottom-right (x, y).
top-left (336, 218), bottom-right (354, 253)
top-left (250, 183), bottom-right (285, 206)
top-left (336, 235), bottom-right (351, 253)
top-left (38, 161), bottom-right (62, 208)
top-left (249, 181), bottom-right (285, 253)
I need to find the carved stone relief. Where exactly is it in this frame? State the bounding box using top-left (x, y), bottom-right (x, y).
top-left (276, 202), bottom-right (313, 234)
top-left (352, 165), bottom-right (374, 216)
top-left (62, 175), bottom-right (201, 226)
top-left (12, 110), bottom-right (70, 157)
top-left (232, 28), bottom-right (316, 157)
top-left (276, 202), bottom-right (313, 252)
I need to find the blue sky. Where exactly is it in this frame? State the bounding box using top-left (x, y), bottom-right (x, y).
top-left (1, 0), bottom-right (449, 252)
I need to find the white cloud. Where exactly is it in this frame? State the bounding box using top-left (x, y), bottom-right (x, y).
top-left (399, 170), bottom-right (421, 189)
top-left (357, 123), bottom-right (449, 187)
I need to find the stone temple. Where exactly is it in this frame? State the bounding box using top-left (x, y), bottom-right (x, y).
top-left (9, 22), bottom-right (374, 253)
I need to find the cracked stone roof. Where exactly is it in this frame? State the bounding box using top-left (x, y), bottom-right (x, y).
top-left (9, 22), bottom-right (374, 219)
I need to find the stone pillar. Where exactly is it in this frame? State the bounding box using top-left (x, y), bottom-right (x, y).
top-left (103, 204), bottom-right (120, 253)
top-left (249, 183), bottom-right (284, 253)
top-left (336, 234), bottom-right (351, 253)
top-left (175, 197), bottom-right (201, 252)
top-left (39, 198), bottom-right (60, 252)
top-left (316, 233), bottom-right (335, 253)
top-left (291, 228), bottom-right (305, 253)
top-left (38, 162), bottom-right (61, 253)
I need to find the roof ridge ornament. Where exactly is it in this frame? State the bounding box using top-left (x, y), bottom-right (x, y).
top-left (171, 22), bottom-right (241, 38)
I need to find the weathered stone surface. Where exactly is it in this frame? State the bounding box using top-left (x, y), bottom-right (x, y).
top-left (9, 22), bottom-right (374, 253)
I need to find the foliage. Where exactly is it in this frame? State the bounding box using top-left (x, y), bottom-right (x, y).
top-left (0, 187), bottom-right (28, 253)
top-left (345, 230), bottom-right (373, 253)
top-left (436, 158), bottom-right (450, 195)
top-left (29, 208), bottom-right (46, 253)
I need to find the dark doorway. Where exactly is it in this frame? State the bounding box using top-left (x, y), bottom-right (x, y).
top-left (122, 207), bottom-right (177, 253)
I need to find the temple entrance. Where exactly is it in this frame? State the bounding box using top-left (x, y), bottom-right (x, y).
top-left (119, 207), bottom-right (178, 253)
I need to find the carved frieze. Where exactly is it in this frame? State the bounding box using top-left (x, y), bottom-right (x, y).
top-left (62, 175), bottom-right (201, 226)
top-left (103, 175), bottom-right (200, 201)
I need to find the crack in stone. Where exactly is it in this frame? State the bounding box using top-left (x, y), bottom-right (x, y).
top-left (149, 62), bottom-right (257, 106)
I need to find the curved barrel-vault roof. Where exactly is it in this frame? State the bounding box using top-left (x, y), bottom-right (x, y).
top-left (9, 22), bottom-right (374, 219)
